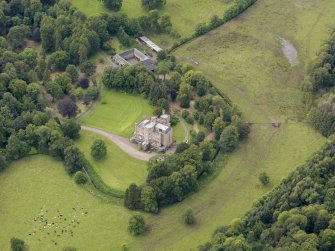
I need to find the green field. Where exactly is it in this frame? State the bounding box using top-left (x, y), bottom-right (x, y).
top-left (0, 155), bottom-right (137, 251)
top-left (81, 90), bottom-right (153, 137)
top-left (75, 131), bottom-right (147, 191)
top-left (70, 0), bottom-right (232, 40)
top-left (3, 1), bottom-right (335, 251)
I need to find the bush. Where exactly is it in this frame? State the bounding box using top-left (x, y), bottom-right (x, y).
top-left (128, 215), bottom-right (146, 236)
top-left (86, 86), bottom-right (100, 100)
top-left (10, 237), bottom-right (24, 251)
top-left (62, 247), bottom-right (77, 251)
top-left (91, 139), bottom-right (107, 160)
top-left (259, 172), bottom-right (270, 186)
top-left (182, 110), bottom-right (189, 119)
top-left (74, 171), bottom-right (88, 185)
top-left (183, 208), bottom-right (195, 225)
top-left (176, 142), bottom-right (189, 153)
top-left (79, 78), bottom-right (89, 89)
top-left (80, 61), bottom-right (96, 76)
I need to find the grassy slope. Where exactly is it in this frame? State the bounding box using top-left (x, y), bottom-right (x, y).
top-left (75, 131), bottom-right (147, 191)
top-left (70, 0), bottom-right (232, 39)
top-left (81, 90), bottom-right (153, 137)
top-left (0, 155), bottom-right (137, 251)
top-left (125, 0), bottom-right (335, 250)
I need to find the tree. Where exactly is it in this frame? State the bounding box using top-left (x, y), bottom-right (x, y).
top-left (40, 16), bottom-right (55, 52)
top-left (64, 146), bottom-right (84, 174)
top-left (124, 183), bottom-right (141, 210)
top-left (86, 86), bottom-right (100, 101)
top-left (141, 0), bottom-right (166, 10)
top-left (10, 237), bottom-right (25, 251)
top-left (213, 118), bottom-right (225, 140)
top-left (157, 60), bottom-right (171, 80)
top-left (48, 51), bottom-right (70, 71)
top-left (91, 139), bottom-right (107, 160)
top-left (80, 61), bottom-right (96, 76)
top-left (320, 229), bottom-right (335, 251)
top-left (183, 208), bottom-right (195, 225)
top-left (45, 81), bottom-right (64, 101)
top-left (79, 78), bottom-right (90, 89)
top-left (259, 172), bottom-right (270, 186)
top-left (61, 119), bottom-right (81, 139)
top-left (6, 135), bottom-right (30, 161)
top-left (74, 171), bottom-right (88, 184)
top-left (141, 185), bottom-right (158, 213)
top-left (0, 153), bottom-right (7, 171)
top-left (128, 215), bottom-right (146, 236)
top-left (177, 82), bottom-right (192, 108)
top-left (58, 97), bottom-right (78, 118)
top-left (66, 65), bottom-right (79, 82)
top-left (101, 0), bottom-right (122, 11)
top-left (7, 25), bottom-right (30, 50)
top-left (220, 125), bottom-right (239, 153)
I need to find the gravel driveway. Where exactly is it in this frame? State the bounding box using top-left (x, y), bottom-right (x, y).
top-left (81, 126), bottom-right (157, 161)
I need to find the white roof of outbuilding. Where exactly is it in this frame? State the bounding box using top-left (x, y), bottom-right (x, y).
top-left (140, 36), bottom-right (163, 52)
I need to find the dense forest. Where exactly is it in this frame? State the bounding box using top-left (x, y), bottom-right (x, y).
top-left (307, 30), bottom-right (335, 137)
top-left (200, 136), bottom-right (335, 250)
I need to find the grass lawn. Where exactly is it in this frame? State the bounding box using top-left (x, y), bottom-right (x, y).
top-left (81, 90), bottom-right (153, 137)
top-left (0, 155), bottom-right (138, 251)
top-left (75, 130), bottom-right (147, 191)
top-left (70, 0), bottom-right (233, 40)
top-left (172, 120), bottom-right (185, 143)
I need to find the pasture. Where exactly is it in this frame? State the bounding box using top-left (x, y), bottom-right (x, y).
top-left (70, 0), bottom-right (233, 40)
top-left (0, 155), bottom-right (137, 251)
top-left (81, 90), bottom-right (153, 137)
top-left (75, 131), bottom-right (148, 191)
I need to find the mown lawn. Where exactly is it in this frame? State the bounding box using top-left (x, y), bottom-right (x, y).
top-left (81, 90), bottom-right (153, 137)
top-left (70, 0), bottom-right (232, 39)
top-left (75, 130), bottom-right (147, 191)
top-left (0, 155), bottom-right (137, 251)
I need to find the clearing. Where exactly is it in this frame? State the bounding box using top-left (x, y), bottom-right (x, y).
top-left (80, 90), bottom-right (153, 138)
top-left (75, 130), bottom-right (148, 191)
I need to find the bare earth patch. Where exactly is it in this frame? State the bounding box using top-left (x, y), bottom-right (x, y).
top-left (279, 37), bottom-right (299, 66)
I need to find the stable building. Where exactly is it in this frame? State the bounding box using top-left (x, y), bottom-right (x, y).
top-left (138, 36), bottom-right (163, 53)
top-left (113, 48), bottom-right (156, 71)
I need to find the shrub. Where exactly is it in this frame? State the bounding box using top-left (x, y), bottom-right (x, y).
top-left (10, 237), bottom-right (24, 251)
top-left (86, 86), bottom-right (100, 100)
top-left (183, 208), bottom-right (195, 225)
top-left (176, 142), bottom-right (189, 153)
top-left (79, 78), bottom-right (89, 89)
top-left (58, 97), bottom-right (78, 118)
top-left (62, 247), bottom-right (77, 251)
top-left (74, 171), bottom-right (88, 185)
top-left (128, 215), bottom-right (146, 236)
top-left (80, 61), bottom-right (96, 76)
top-left (182, 110), bottom-right (189, 119)
top-left (259, 172), bottom-right (270, 186)
top-left (91, 139), bottom-right (107, 160)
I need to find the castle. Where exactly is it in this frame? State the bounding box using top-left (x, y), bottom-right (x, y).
top-left (131, 113), bottom-right (173, 151)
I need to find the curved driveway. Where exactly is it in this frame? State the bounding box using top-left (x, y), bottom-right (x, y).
top-left (81, 126), bottom-right (156, 161)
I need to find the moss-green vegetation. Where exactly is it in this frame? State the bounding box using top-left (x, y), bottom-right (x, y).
top-left (75, 131), bottom-right (147, 191)
top-left (70, 0), bottom-right (233, 38)
top-left (0, 155), bottom-right (137, 251)
top-left (81, 90), bottom-right (153, 137)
